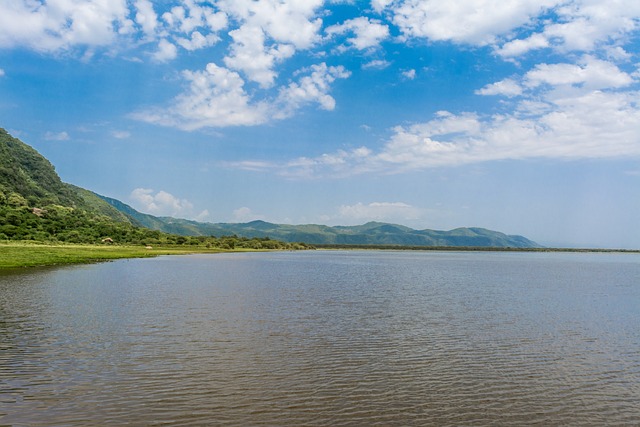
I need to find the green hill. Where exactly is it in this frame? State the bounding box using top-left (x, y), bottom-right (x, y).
top-left (96, 198), bottom-right (542, 248)
top-left (0, 128), bottom-right (309, 250)
top-left (0, 127), bottom-right (540, 248)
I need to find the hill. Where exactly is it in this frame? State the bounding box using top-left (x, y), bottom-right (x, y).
top-left (0, 127), bottom-right (540, 248)
top-left (99, 197), bottom-right (541, 248)
top-left (0, 128), bottom-right (307, 249)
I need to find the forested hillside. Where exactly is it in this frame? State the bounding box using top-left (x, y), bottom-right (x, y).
top-left (0, 128), bottom-right (309, 249)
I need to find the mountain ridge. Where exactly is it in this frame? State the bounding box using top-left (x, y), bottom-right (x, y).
top-left (97, 195), bottom-right (541, 248)
top-left (1, 127), bottom-right (541, 248)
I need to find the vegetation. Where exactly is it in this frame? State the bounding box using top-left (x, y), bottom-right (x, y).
top-left (0, 125), bottom-right (543, 273)
top-left (0, 195), bottom-right (310, 249)
top-left (0, 127), bottom-right (312, 269)
top-left (110, 217), bottom-right (542, 248)
top-left (0, 242), bottom-right (310, 270)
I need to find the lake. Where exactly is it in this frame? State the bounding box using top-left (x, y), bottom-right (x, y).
top-left (1, 250), bottom-right (639, 425)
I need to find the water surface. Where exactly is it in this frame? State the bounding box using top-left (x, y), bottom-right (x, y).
top-left (1, 251), bottom-right (639, 425)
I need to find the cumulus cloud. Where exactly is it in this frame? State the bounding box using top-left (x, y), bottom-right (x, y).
top-left (132, 62), bottom-right (269, 129)
top-left (0, 0), bottom-right (132, 52)
top-left (379, 1), bottom-right (640, 61)
top-left (496, 1), bottom-right (640, 57)
top-left (134, 61), bottom-right (349, 130)
top-left (388, 0), bottom-right (558, 45)
top-left (7, 0), bottom-right (640, 135)
top-left (476, 78), bottom-right (523, 97)
top-left (402, 69), bottom-right (416, 80)
top-left (0, 69), bottom-right (5, 77)
top-left (523, 57), bottom-right (634, 90)
top-left (224, 24), bottom-right (295, 87)
top-left (219, 0), bottom-right (323, 49)
top-left (130, 188), bottom-right (208, 219)
top-left (134, 0), bottom-right (158, 37)
top-left (176, 31), bottom-right (219, 51)
top-left (275, 63), bottom-right (351, 117)
top-left (219, 0), bottom-right (323, 85)
top-left (255, 57), bottom-right (640, 177)
top-left (0, 0), bottom-right (227, 57)
top-left (153, 39), bottom-right (178, 62)
top-left (325, 17), bottom-right (389, 50)
top-left (336, 202), bottom-right (423, 224)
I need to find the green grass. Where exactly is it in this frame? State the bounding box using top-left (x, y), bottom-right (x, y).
top-left (0, 242), bottom-right (232, 270)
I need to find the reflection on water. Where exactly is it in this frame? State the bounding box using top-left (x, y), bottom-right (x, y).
top-left (1, 251), bottom-right (639, 425)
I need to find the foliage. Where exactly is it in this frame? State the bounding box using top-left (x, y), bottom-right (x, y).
top-left (0, 242), bottom-right (288, 270)
top-left (0, 128), bottom-right (312, 252)
top-left (0, 196), bottom-right (312, 249)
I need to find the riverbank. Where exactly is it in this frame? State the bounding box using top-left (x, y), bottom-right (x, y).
top-left (0, 242), bottom-right (239, 270)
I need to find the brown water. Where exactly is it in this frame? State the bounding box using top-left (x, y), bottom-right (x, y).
top-left (1, 251), bottom-right (639, 426)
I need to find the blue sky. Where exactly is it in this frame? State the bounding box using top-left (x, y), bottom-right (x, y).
top-left (1, 0), bottom-right (640, 248)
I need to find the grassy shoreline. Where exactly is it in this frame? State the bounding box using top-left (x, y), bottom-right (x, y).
top-left (2, 242), bottom-right (638, 271)
top-left (0, 242), bottom-right (243, 270)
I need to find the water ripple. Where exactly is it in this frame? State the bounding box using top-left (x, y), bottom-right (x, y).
top-left (1, 251), bottom-right (640, 425)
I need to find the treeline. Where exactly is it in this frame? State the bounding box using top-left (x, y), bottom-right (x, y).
top-left (0, 191), bottom-right (312, 250)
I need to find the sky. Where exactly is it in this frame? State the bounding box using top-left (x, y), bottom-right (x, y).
top-left (1, 0), bottom-right (639, 248)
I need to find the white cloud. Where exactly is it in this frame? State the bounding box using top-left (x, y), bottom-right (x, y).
top-left (383, 0), bottom-right (640, 61)
top-left (162, 1), bottom-right (228, 34)
top-left (0, 0), bottom-right (226, 57)
top-left (496, 1), bottom-right (640, 57)
top-left (130, 188), bottom-right (200, 218)
top-left (219, 0), bottom-right (323, 49)
top-left (362, 59), bottom-right (391, 69)
top-left (224, 24), bottom-right (295, 87)
top-left (476, 78), bottom-right (523, 97)
top-left (133, 62), bottom-right (268, 129)
top-left (44, 131), bottom-right (70, 141)
top-left (261, 59), bottom-right (640, 177)
top-left (275, 63), bottom-right (351, 117)
top-left (133, 61), bottom-right (349, 130)
top-left (176, 31), bottom-right (219, 51)
top-left (325, 17), bottom-right (389, 50)
top-left (134, 0), bottom-right (158, 37)
top-left (402, 69), bottom-right (416, 80)
top-left (0, 0), bottom-right (132, 52)
top-left (523, 57), bottom-right (634, 91)
top-left (388, 0), bottom-right (559, 45)
top-left (335, 202), bottom-right (423, 224)
top-left (153, 39), bottom-right (178, 62)
top-left (496, 33), bottom-right (550, 58)
top-left (218, 0), bottom-right (323, 87)
top-left (232, 207), bottom-right (265, 223)
top-left (0, 69), bottom-right (4, 77)
top-left (371, 0), bottom-right (394, 13)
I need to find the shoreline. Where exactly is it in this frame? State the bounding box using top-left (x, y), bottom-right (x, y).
top-left (0, 242), bottom-right (251, 271)
top-left (2, 242), bottom-right (638, 271)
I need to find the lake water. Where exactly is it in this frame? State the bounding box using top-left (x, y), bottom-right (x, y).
top-left (1, 250), bottom-right (639, 426)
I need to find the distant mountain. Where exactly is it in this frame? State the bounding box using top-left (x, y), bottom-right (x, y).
top-left (98, 196), bottom-right (541, 248)
top-left (0, 127), bottom-right (540, 248)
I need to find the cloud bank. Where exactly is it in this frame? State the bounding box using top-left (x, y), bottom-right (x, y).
top-left (3, 1), bottom-right (640, 170)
